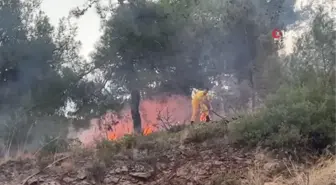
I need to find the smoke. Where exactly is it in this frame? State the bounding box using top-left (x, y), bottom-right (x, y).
top-left (281, 0), bottom-right (335, 55)
top-left (70, 95), bottom-right (191, 146)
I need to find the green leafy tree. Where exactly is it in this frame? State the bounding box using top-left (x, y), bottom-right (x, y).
top-left (0, 0), bottom-right (85, 155)
top-left (90, 1), bottom-right (187, 133)
top-left (286, 6), bottom-right (335, 88)
top-left (234, 7), bottom-right (335, 151)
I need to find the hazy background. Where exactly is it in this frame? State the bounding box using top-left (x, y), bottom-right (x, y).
top-left (41, 0), bottom-right (104, 60)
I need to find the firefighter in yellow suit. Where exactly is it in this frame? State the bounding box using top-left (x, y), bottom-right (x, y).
top-left (191, 88), bottom-right (212, 124)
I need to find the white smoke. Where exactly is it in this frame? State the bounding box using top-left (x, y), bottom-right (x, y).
top-left (281, 0), bottom-right (335, 55)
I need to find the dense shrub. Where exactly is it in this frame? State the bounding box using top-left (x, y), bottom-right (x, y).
top-left (234, 84), bottom-right (335, 151)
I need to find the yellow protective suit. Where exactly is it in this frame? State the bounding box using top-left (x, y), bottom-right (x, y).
top-left (191, 89), bottom-right (209, 122)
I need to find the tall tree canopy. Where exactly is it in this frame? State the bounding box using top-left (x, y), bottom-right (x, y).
top-left (0, 0), bottom-right (87, 152)
top-left (69, 0), bottom-right (297, 131)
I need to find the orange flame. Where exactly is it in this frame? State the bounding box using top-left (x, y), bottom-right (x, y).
top-left (76, 95), bottom-right (192, 143)
top-left (107, 131), bottom-right (117, 140)
top-left (200, 112), bottom-right (207, 122)
top-left (143, 126), bottom-right (154, 136)
top-left (106, 125), bottom-right (154, 141)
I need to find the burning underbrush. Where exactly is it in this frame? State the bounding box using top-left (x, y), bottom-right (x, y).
top-left (72, 95), bottom-right (192, 146)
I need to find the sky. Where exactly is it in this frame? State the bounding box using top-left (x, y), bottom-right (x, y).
top-left (41, 0), bottom-right (103, 60)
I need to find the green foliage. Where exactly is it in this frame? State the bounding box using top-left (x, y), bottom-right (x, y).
top-left (233, 7), bottom-right (335, 151)
top-left (92, 0), bottom-right (194, 94)
top-left (119, 134), bottom-right (137, 149)
top-left (234, 84), bottom-right (335, 150)
top-left (182, 121), bottom-right (227, 144)
top-left (95, 134), bottom-right (136, 157)
top-left (95, 139), bottom-right (122, 163)
top-left (286, 6), bottom-right (335, 88)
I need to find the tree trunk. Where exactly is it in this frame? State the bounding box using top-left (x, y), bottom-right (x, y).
top-left (244, 24), bottom-right (257, 111)
top-left (130, 89), bottom-right (141, 134)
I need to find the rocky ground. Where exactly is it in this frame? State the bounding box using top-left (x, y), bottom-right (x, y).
top-left (0, 122), bottom-right (335, 185)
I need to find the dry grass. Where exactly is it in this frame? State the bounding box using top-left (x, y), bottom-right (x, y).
top-left (244, 156), bottom-right (336, 185)
top-left (308, 157), bottom-right (336, 185)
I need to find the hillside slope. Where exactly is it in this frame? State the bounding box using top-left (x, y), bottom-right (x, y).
top-left (0, 121), bottom-right (335, 185)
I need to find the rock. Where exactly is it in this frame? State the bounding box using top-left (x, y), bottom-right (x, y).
top-left (197, 169), bottom-right (207, 175)
top-left (77, 181), bottom-right (92, 185)
top-left (156, 163), bottom-right (167, 170)
top-left (133, 164), bottom-right (146, 172)
top-left (121, 166), bottom-right (129, 172)
top-left (263, 162), bottom-right (281, 172)
top-left (118, 180), bottom-right (134, 185)
top-left (176, 167), bottom-right (189, 177)
top-left (104, 176), bottom-right (120, 183)
top-left (41, 181), bottom-right (61, 185)
top-left (113, 166), bottom-right (129, 173)
top-left (27, 177), bottom-right (44, 185)
top-left (264, 182), bottom-right (279, 185)
top-left (77, 169), bottom-right (87, 180)
top-left (132, 149), bottom-right (148, 160)
top-left (63, 177), bottom-right (75, 183)
top-left (129, 171), bottom-right (153, 179)
top-left (60, 161), bottom-right (74, 172)
top-left (213, 161), bottom-right (223, 165)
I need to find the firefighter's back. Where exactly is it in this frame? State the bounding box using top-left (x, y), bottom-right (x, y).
top-left (192, 89), bottom-right (206, 102)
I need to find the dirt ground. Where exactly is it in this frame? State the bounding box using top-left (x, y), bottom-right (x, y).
top-left (0, 122), bottom-right (335, 185)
